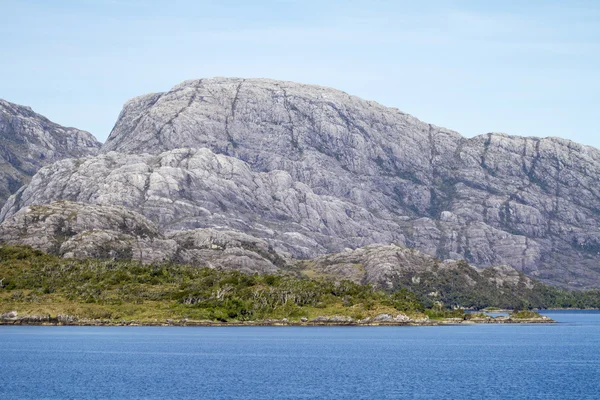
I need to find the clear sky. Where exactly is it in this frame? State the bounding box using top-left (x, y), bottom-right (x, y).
top-left (1, 0), bottom-right (598, 147)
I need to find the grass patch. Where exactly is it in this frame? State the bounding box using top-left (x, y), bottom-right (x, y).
top-left (510, 310), bottom-right (543, 319)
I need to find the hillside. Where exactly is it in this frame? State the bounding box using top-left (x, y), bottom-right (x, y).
top-left (0, 245), bottom-right (579, 325)
top-left (1, 202), bottom-right (599, 311)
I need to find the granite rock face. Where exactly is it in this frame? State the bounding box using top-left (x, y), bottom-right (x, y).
top-left (3, 78), bottom-right (600, 288)
top-left (0, 99), bottom-right (101, 205)
top-left (0, 148), bottom-right (406, 258)
top-left (0, 201), bottom-right (172, 261)
top-left (0, 201), bottom-right (283, 273)
top-left (166, 228), bottom-right (285, 274)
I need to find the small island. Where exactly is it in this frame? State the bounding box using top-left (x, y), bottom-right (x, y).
top-left (0, 246), bottom-right (554, 326)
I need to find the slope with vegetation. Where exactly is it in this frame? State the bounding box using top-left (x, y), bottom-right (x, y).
top-left (0, 245), bottom-right (426, 323)
top-left (0, 245), bottom-right (595, 325)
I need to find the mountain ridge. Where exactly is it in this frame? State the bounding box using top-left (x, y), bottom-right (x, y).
top-left (104, 77), bottom-right (598, 155)
top-left (0, 98), bottom-right (101, 205)
top-left (1, 78), bottom-right (599, 288)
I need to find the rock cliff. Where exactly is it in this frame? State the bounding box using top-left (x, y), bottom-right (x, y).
top-left (2, 78), bottom-right (600, 288)
top-left (0, 99), bottom-right (100, 205)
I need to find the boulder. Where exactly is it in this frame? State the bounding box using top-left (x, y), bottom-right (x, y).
top-left (1, 311), bottom-right (17, 320)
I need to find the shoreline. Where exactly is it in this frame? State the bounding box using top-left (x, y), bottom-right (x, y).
top-left (0, 317), bottom-right (555, 327)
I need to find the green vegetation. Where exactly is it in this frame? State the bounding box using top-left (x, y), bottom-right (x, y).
top-left (390, 261), bottom-right (600, 310)
top-left (510, 310), bottom-right (544, 319)
top-left (482, 307), bottom-right (502, 311)
top-left (0, 246), bottom-right (595, 324)
top-left (0, 246), bottom-right (425, 323)
top-left (424, 308), bottom-right (467, 320)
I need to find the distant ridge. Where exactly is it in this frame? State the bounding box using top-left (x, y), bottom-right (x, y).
top-left (0, 99), bottom-right (101, 205)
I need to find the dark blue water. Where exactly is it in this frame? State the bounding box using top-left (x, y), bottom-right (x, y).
top-left (1, 311), bottom-right (599, 399)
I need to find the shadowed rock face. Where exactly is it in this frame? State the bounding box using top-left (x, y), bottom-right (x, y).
top-left (2, 78), bottom-right (600, 288)
top-left (0, 99), bottom-right (101, 205)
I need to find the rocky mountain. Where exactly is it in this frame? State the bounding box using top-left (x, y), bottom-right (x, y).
top-left (0, 99), bottom-right (101, 205)
top-left (0, 200), bottom-right (544, 309)
top-left (1, 78), bottom-right (599, 288)
top-left (0, 201), bottom-right (283, 274)
top-left (0, 148), bottom-right (400, 259)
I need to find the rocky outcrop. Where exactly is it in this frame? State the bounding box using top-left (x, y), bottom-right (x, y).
top-left (0, 311), bottom-right (18, 320)
top-left (302, 243), bottom-right (536, 292)
top-left (0, 99), bottom-right (101, 205)
top-left (0, 313), bottom-right (81, 325)
top-left (309, 315), bottom-right (355, 324)
top-left (3, 78), bottom-right (600, 288)
top-left (0, 201), bottom-right (167, 260)
top-left (0, 201), bottom-right (283, 273)
top-left (167, 229), bottom-right (286, 273)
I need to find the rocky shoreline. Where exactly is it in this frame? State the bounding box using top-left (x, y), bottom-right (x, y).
top-left (0, 312), bottom-right (555, 327)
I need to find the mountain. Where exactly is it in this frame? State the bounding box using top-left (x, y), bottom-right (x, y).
top-left (0, 200), bottom-right (557, 310)
top-left (1, 78), bottom-right (599, 288)
top-left (0, 99), bottom-right (101, 205)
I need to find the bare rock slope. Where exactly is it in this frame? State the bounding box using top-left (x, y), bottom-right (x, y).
top-left (0, 99), bottom-right (101, 205)
top-left (0, 201), bottom-right (282, 274)
top-left (2, 78), bottom-right (600, 288)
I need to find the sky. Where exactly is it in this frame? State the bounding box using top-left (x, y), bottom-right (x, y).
top-left (1, 0), bottom-right (598, 147)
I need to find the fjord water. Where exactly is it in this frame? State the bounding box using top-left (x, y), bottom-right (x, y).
top-left (1, 312), bottom-right (599, 400)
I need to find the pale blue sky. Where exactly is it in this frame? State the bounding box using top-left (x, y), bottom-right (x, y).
top-left (1, 0), bottom-right (598, 147)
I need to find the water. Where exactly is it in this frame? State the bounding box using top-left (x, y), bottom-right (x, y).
top-left (1, 311), bottom-right (599, 399)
